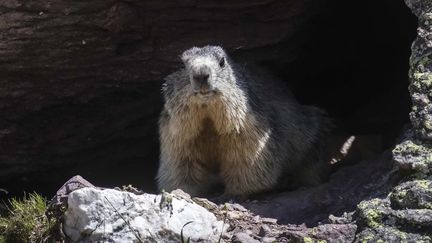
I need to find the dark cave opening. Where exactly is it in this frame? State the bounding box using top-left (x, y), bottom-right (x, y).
top-left (246, 0), bottom-right (418, 149)
top-left (1, 0), bottom-right (418, 202)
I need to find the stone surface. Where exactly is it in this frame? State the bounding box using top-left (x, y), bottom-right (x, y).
top-left (231, 232), bottom-right (260, 243)
top-left (242, 152), bottom-right (397, 226)
top-left (355, 197), bottom-right (432, 242)
top-left (393, 130), bottom-right (432, 173)
top-left (63, 187), bottom-right (224, 242)
top-left (50, 175), bottom-right (95, 206)
top-left (198, 187), bottom-right (359, 243)
top-left (405, 0), bottom-right (432, 140)
top-left (390, 180), bottom-right (432, 210)
top-left (355, 227), bottom-right (431, 243)
top-left (53, 167), bottom-right (431, 242)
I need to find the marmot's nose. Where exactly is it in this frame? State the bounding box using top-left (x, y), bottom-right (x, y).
top-left (193, 65), bottom-right (211, 84)
top-left (193, 73), bottom-right (210, 84)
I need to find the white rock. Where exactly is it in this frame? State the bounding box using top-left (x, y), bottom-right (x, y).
top-left (63, 187), bottom-right (225, 242)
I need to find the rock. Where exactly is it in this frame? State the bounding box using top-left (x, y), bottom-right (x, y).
top-left (404, 0), bottom-right (432, 140)
top-left (170, 189), bottom-right (192, 200)
top-left (310, 224), bottom-right (357, 242)
top-left (392, 209), bottom-right (432, 228)
top-left (393, 133), bottom-right (432, 173)
top-left (261, 217), bottom-right (278, 225)
top-left (228, 203), bottom-right (248, 212)
top-left (63, 187), bottom-right (224, 242)
top-left (279, 223), bottom-right (358, 243)
top-left (242, 152), bottom-right (397, 225)
top-left (114, 184), bottom-right (145, 195)
top-left (231, 232), bottom-right (260, 243)
top-left (390, 180), bottom-right (432, 210)
top-left (258, 224), bottom-right (271, 237)
top-left (355, 197), bottom-right (432, 241)
top-left (328, 212), bottom-right (354, 224)
top-left (261, 237), bottom-right (277, 243)
top-left (50, 175), bottom-right (95, 206)
top-left (355, 227), bottom-right (432, 243)
top-left (356, 198), bottom-right (391, 229)
top-left (192, 197), bottom-right (219, 211)
top-left (53, 173), bottom-right (429, 242)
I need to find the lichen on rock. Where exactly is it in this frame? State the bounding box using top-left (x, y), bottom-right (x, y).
top-left (393, 132), bottom-right (432, 173)
top-left (405, 0), bottom-right (432, 140)
top-left (390, 180), bottom-right (432, 210)
top-left (355, 196), bottom-right (432, 241)
top-left (356, 227), bottom-right (431, 243)
top-left (356, 198), bottom-right (389, 229)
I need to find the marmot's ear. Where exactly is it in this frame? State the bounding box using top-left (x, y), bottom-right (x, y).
top-left (181, 47), bottom-right (198, 64)
top-left (180, 52), bottom-right (190, 63)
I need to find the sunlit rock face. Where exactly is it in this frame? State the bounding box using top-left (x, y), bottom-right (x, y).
top-left (63, 188), bottom-right (224, 242)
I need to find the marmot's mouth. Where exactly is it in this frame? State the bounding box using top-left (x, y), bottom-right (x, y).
top-left (195, 90), bottom-right (216, 99)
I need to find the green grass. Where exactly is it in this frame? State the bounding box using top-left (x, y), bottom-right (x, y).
top-left (0, 193), bottom-right (56, 243)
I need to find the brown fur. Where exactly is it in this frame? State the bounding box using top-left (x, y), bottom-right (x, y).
top-left (156, 46), bottom-right (331, 197)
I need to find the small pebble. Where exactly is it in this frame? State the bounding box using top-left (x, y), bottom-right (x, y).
top-left (231, 232), bottom-right (260, 243)
top-left (252, 215), bottom-right (261, 223)
top-left (261, 237), bottom-right (277, 243)
top-left (258, 224), bottom-right (271, 237)
top-left (231, 203), bottom-right (247, 212)
top-left (262, 217), bottom-right (278, 224)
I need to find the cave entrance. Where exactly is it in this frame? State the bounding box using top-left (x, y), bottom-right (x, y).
top-left (1, 0), bottom-right (417, 207)
top-left (234, 0), bottom-right (417, 158)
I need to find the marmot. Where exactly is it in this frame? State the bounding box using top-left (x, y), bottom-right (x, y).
top-left (157, 45), bottom-right (331, 197)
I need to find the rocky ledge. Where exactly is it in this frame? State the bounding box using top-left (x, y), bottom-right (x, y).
top-left (51, 176), bottom-right (357, 242)
top-left (51, 168), bottom-right (432, 242)
top-left (50, 146), bottom-right (430, 242)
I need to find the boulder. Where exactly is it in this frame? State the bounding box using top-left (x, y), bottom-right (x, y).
top-left (63, 188), bottom-right (225, 242)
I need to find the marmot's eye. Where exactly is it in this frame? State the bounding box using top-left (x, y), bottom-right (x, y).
top-left (219, 57), bottom-right (225, 68)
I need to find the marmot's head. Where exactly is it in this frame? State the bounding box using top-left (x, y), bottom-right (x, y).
top-left (181, 46), bottom-right (235, 101)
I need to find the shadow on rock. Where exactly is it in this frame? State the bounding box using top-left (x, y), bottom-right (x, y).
top-left (243, 151), bottom-right (398, 226)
